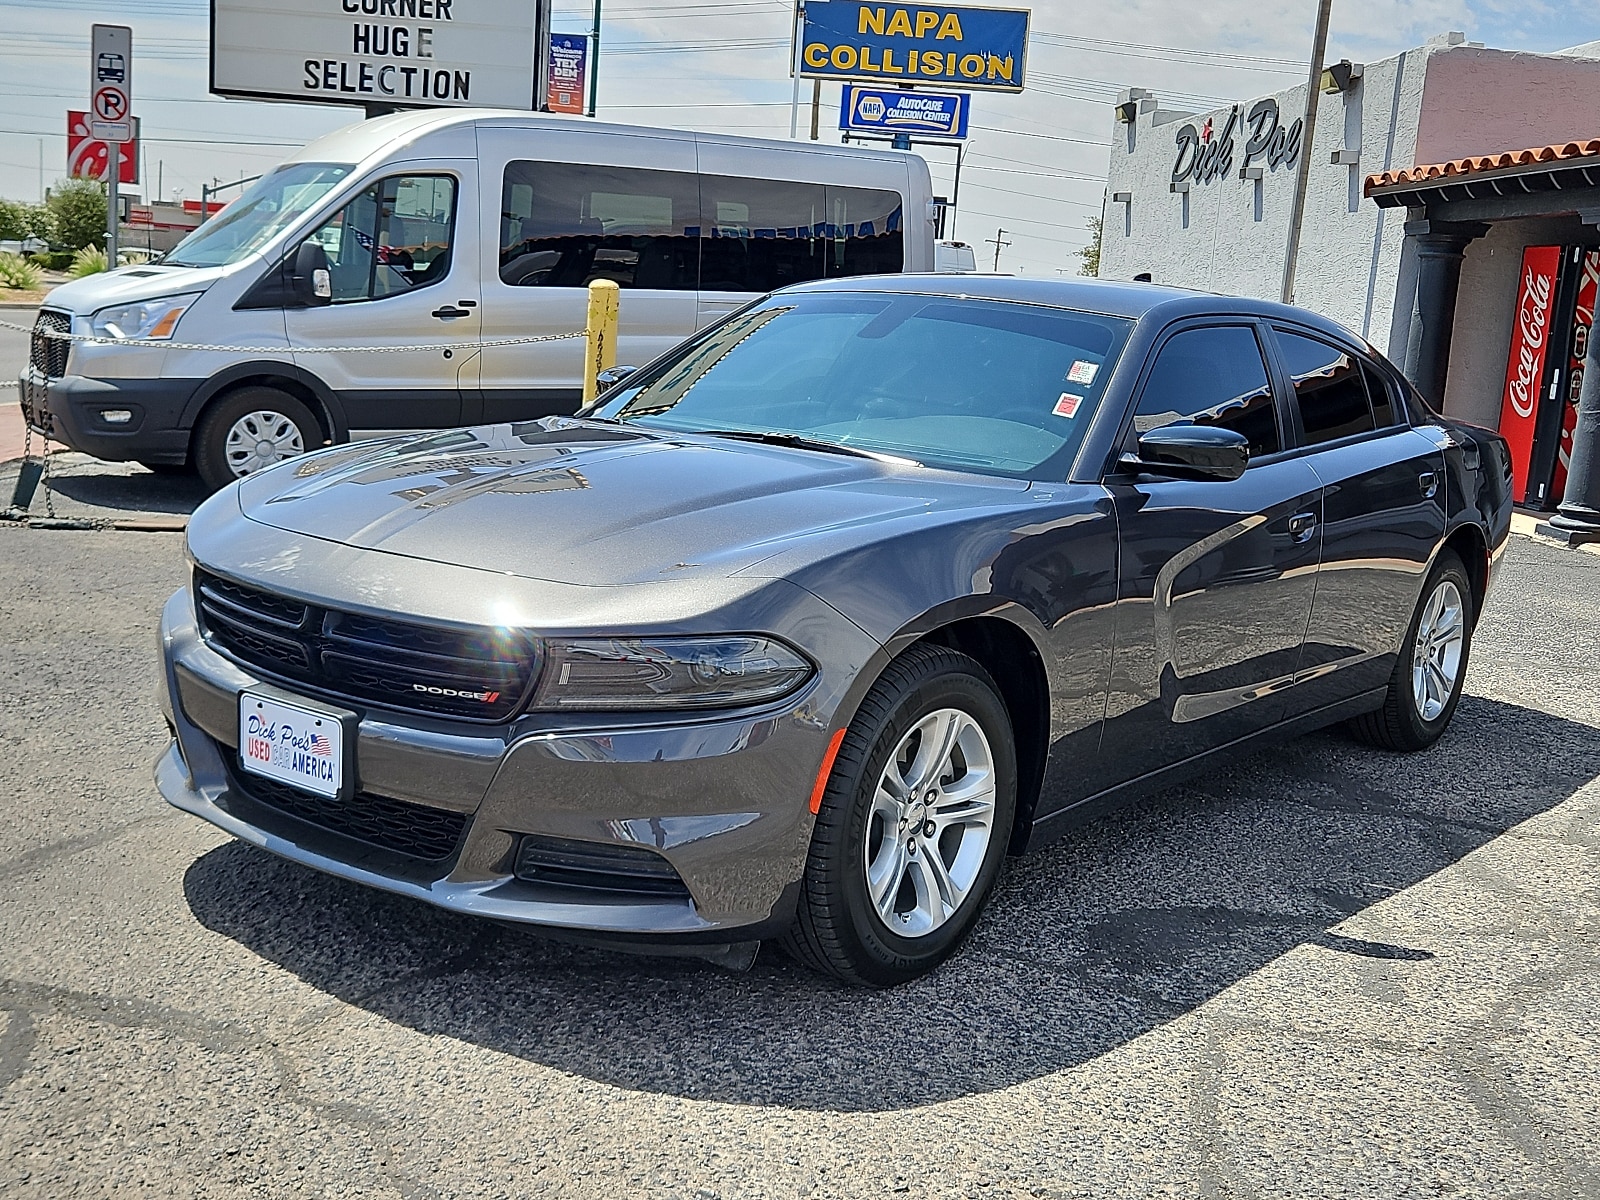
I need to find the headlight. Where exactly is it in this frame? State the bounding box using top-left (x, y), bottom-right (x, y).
top-left (89, 294), bottom-right (201, 341)
top-left (532, 635), bottom-right (813, 711)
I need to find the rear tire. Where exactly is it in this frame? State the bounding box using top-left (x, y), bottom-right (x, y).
top-left (1348, 549), bottom-right (1474, 751)
top-left (782, 644), bottom-right (1017, 987)
top-left (194, 387), bottom-right (321, 492)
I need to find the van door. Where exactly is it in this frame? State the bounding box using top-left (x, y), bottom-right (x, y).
top-left (695, 141), bottom-right (910, 330)
top-left (285, 165), bottom-right (478, 436)
top-left (474, 127), bottom-right (701, 422)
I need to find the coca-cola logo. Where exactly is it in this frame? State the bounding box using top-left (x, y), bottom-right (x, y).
top-left (1508, 267), bottom-right (1552, 419)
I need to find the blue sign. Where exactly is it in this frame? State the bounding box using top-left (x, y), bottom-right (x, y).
top-left (800, 2), bottom-right (1029, 93)
top-left (840, 85), bottom-right (969, 139)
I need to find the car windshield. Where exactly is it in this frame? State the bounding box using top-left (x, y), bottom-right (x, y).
top-left (591, 291), bottom-right (1133, 479)
top-left (162, 162), bottom-right (354, 268)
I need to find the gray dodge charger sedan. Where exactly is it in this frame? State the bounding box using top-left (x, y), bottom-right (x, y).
top-left (156, 277), bottom-right (1513, 986)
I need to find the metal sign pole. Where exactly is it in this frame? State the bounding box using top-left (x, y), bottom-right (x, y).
top-left (105, 144), bottom-right (119, 265)
top-left (1281, 0), bottom-right (1334, 304)
top-left (789, 1), bottom-right (805, 139)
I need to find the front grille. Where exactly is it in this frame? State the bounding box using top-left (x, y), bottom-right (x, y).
top-left (195, 569), bottom-right (540, 723)
top-left (31, 310), bottom-right (70, 379)
top-left (229, 766), bottom-right (468, 861)
top-left (513, 834), bottom-right (691, 898)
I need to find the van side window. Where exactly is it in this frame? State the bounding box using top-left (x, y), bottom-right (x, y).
top-left (698, 176), bottom-right (904, 292)
top-left (305, 174), bottom-right (455, 303)
top-left (500, 161), bottom-right (699, 290)
top-left (1271, 328), bottom-right (1377, 445)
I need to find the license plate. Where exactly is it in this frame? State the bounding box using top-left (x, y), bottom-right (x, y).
top-left (238, 691), bottom-right (347, 800)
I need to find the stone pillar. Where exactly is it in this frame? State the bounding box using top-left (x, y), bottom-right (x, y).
top-left (1538, 321), bottom-right (1600, 546)
top-left (1401, 218), bottom-right (1488, 409)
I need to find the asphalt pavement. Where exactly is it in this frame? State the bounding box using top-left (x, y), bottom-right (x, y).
top-left (0, 526), bottom-right (1597, 1199)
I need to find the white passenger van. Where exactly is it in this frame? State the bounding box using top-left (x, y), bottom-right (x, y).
top-left (21, 109), bottom-right (936, 489)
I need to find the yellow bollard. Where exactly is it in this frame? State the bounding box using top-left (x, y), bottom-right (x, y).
top-left (583, 279), bottom-right (620, 408)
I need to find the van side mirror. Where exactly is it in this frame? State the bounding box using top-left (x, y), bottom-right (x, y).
top-left (1122, 424), bottom-right (1249, 481)
top-left (595, 365), bottom-right (639, 392)
top-left (290, 241), bottom-right (332, 307)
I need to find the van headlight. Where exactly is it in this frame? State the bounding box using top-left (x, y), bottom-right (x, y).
top-left (531, 636), bottom-right (813, 711)
top-left (89, 294), bottom-right (200, 341)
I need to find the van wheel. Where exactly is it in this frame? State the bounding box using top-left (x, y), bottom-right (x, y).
top-left (781, 644), bottom-right (1017, 987)
top-left (194, 387), bottom-right (321, 492)
top-left (1348, 549), bottom-right (1474, 752)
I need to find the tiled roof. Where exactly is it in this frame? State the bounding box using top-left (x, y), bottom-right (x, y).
top-left (1364, 138), bottom-right (1600, 195)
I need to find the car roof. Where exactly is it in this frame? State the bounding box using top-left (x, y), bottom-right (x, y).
top-left (779, 275), bottom-right (1369, 346)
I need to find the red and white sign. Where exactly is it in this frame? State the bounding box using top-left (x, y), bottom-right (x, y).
top-left (67, 111), bottom-right (138, 185)
top-left (1498, 244), bottom-right (1562, 503)
top-left (89, 24), bottom-right (133, 142)
top-left (1552, 249), bottom-right (1600, 504)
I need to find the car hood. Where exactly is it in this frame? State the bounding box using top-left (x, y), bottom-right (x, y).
top-left (234, 419), bottom-right (1031, 586)
top-left (41, 262), bottom-right (223, 313)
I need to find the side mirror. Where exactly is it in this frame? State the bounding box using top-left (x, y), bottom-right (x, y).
top-left (289, 241), bottom-right (332, 307)
top-left (1124, 424), bottom-right (1249, 481)
top-left (595, 364), bottom-right (639, 393)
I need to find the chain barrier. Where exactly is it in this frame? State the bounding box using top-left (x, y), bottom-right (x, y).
top-left (2, 316), bottom-right (587, 530)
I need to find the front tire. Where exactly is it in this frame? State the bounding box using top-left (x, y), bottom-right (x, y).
top-left (193, 387), bottom-right (321, 492)
top-left (1349, 549), bottom-right (1474, 751)
top-left (783, 644), bottom-right (1017, 987)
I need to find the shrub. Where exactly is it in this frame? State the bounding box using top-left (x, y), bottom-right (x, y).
top-left (0, 252), bottom-right (44, 291)
top-left (28, 251), bottom-right (74, 271)
top-left (0, 199), bottom-right (28, 242)
top-left (68, 245), bottom-right (108, 278)
top-left (44, 178), bottom-right (106, 252)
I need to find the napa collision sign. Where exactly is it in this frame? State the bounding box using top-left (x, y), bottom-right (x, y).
top-left (800, 3), bottom-right (1029, 93)
top-left (210, 0), bottom-right (552, 110)
top-left (840, 85), bottom-right (969, 138)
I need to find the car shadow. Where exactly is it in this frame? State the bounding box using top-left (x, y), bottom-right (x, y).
top-left (41, 464), bottom-right (208, 516)
top-left (182, 695), bottom-right (1600, 1113)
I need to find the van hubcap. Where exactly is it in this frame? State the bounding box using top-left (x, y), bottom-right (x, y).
top-left (225, 411), bottom-right (304, 478)
top-left (1412, 579), bottom-right (1465, 722)
top-left (864, 708), bottom-right (996, 938)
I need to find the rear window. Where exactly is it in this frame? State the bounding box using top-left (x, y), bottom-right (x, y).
top-left (593, 292), bottom-right (1132, 480)
top-left (1272, 328), bottom-right (1377, 445)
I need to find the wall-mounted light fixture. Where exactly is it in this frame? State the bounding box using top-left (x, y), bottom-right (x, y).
top-left (1115, 88), bottom-right (1152, 123)
top-left (1320, 59), bottom-right (1363, 94)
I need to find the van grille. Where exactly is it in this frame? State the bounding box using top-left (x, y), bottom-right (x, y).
top-left (195, 569), bottom-right (540, 723)
top-left (31, 310), bottom-right (70, 379)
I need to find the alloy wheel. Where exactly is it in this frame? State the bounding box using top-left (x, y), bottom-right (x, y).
top-left (863, 707), bottom-right (997, 937)
top-left (224, 410), bottom-right (305, 478)
top-left (1411, 578), bottom-right (1465, 722)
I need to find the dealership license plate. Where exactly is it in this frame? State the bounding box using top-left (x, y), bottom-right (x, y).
top-left (238, 691), bottom-right (346, 800)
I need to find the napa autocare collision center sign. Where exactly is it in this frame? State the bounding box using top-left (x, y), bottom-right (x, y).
top-left (801, 2), bottom-right (1029, 92)
top-left (210, 0), bottom-right (549, 109)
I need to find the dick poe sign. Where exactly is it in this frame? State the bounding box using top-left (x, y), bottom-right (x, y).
top-left (801, 3), bottom-right (1029, 93)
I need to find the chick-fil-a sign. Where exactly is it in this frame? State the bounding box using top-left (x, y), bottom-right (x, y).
top-left (1499, 245), bottom-right (1562, 503)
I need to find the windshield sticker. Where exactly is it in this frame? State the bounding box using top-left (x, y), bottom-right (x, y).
top-left (1053, 393), bottom-right (1084, 418)
top-left (1067, 360), bottom-right (1099, 385)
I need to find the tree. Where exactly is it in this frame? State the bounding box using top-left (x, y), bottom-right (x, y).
top-left (0, 198), bottom-right (28, 242)
top-left (1078, 215), bottom-right (1102, 277)
top-left (44, 178), bottom-right (106, 251)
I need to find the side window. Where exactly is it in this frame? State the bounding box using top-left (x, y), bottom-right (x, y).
top-left (1361, 360), bottom-right (1400, 428)
top-left (697, 178), bottom-right (906, 293)
top-left (499, 161), bottom-right (699, 290)
top-left (1272, 328), bottom-right (1377, 444)
top-left (1131, 325), bottom-right (1281, 458)
top-left (304, 174), bottom-right (455, 303)
top-left (699, 175), bottom-right (827, 293)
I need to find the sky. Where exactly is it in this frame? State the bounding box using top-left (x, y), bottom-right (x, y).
top-left (2, 0), bottom-right (1598, 276)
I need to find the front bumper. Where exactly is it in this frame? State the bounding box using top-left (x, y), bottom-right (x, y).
top-left (156, 586), bottom-right (848, 943)
top-left (20, 367), bottom-right (199, 464)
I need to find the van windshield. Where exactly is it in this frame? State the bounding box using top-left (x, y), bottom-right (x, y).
top-left (162, 163), bottom-right (353, 268)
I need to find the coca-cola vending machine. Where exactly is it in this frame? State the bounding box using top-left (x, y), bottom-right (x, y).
top-left (1499, 244), bottom-right (1600, 509)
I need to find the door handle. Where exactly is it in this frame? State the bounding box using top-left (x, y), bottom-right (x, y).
top-left (432, 305), bottom-right (471, 319)
top-left (1287, 511), bottom-right (1317, 541)
top-left (1418, 470), bottom-right (1439, 499)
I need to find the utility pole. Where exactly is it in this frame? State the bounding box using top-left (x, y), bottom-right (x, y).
top-left (809, 78), bottom-right (822, 140)
top-left (987, 227), bottom-right (1011, 272)
top-left (789, 1), bottom-right (805, 138)
top-left (1281, 0), bottom-right (1334, 304)
top-left (586, 0), bottom-right (601, 117)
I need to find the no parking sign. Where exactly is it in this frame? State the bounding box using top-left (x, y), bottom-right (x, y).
top-left (90, 24), bottom-right (133, 142)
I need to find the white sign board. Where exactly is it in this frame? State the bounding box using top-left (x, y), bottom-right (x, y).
top-left (210, 0), bottom-right (549, 110)
top-left (90, 24), bottom-right (133, 142)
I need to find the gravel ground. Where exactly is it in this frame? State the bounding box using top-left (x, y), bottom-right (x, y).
top-left (0, 527), bottom-right (1596, 1199)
